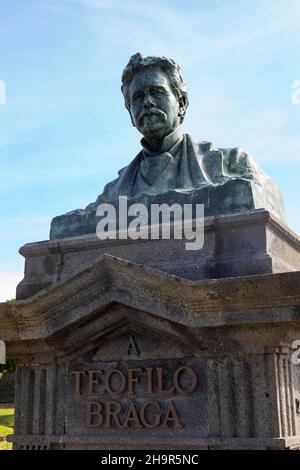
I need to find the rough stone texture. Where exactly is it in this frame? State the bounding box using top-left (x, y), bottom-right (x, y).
top-left (16, 209), bottom-right (300, 300)
top-left (2, 207), bottom-right (300, 450)
top-left (1, 256), bottom-right (300, 449)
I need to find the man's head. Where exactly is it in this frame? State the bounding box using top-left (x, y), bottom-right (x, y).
top-left (121, 53), bottom-right (189, 146)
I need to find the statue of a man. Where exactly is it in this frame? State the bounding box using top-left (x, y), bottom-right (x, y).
top-left (50, 53), bottom-right (286, 239)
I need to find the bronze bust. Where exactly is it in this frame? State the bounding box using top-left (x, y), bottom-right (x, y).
top-left (50, 53), bottom-right (286, 239)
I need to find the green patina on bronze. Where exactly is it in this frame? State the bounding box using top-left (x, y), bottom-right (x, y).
top-left (50, 53), bottom-right (286, 239)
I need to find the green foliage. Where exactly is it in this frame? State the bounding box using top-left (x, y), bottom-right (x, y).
top-left (0, 440), bottom-right (12, 450)
top-left (1, 299), bottom-right (16, 379)
top-left (0, 408), bottom-right (14, 451)
top-left (0, 412), bottom-right (14, 429)
top-left (0, 358), bottom-right (16, 378)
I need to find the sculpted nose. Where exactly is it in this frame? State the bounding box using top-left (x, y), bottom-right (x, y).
top-left (143, 92), bottom-right (155, 108)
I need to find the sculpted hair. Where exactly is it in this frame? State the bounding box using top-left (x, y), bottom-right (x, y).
top-left (121, 52), bottom-right (189, 123)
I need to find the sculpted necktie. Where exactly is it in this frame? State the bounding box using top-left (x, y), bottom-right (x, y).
top-left (140, 152), bottom-right (174, 187)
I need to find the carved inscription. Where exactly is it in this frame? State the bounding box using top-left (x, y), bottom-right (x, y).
top-left (127, 335), bottom-right (140, 356)
top-left (71, 366), bottom-right (198, 429)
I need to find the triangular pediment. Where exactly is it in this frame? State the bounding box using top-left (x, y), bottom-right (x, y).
top-left (8, 254), bottom-right (209, 342)
top-left (52, 303), bottom-right (200, 363)
top-left (90, 324), bottom-right (189, 362)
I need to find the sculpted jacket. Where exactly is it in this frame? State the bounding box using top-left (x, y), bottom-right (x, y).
top-left (50, 129), bottom-right (286, 239)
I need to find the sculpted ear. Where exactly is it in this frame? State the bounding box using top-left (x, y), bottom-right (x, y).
top-left (178, 96), bottom-right (187, 118)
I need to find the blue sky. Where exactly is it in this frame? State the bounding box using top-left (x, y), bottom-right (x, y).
top-left (0, 0), bottom-right (300, 300)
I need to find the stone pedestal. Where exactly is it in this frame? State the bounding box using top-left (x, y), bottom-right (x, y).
top-left (0, 260), bottom-right (300, 449)
top-left (1, 210), bottom-right (300, 450)
top-left (16, 210), bottom-right (300, 300)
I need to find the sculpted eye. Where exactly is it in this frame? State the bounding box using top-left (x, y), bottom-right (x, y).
top-left (153, 88), bottom-right (165, 95)
top-left (133, 92), bottom-right (143, 101)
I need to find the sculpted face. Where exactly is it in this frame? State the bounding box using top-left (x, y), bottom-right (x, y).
top-left (128, 68), bottom-right (184, 147)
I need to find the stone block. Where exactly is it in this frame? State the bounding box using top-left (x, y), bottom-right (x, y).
top-left (16, 210), bottom-right (300, 300)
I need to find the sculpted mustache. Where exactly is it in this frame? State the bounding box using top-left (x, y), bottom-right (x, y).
top-left (138, 109), bottom-right (166, 123)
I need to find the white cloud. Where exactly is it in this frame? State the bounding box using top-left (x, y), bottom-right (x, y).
top-left (66, 0), bottom-right (300, 61)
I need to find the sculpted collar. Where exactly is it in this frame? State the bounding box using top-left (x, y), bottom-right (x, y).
top-left (141, 127), bottom-right (184, 157)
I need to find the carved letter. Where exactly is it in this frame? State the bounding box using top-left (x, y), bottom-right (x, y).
top-left (127, 368), bottom-right (142, 395)
top-left (146, 368), bottom-right (154, 394)
top-left (157, 367), bottom-right (175, 394)
top-left (161, 401), bottom-right (183, 429)
top-left (173, 367), bottom-right (197, 395)
top-left (88, 370), bottom-right (105, 397)
top-left (71, 371), bottom-right (86, 397)
top-left (105, 369), bottom-right (126, 395)
top-left (140, 402), bottom-right (161, 428)
top-left (105, 401), bottom-right (123, 427)
top-left (86, 402), bottom-right (103, 427)
top-left (123, 401), bottom-right (143, 428)
top-left (127, 335), bottom-right (140, 356)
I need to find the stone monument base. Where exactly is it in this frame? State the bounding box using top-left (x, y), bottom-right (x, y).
top-left (1, 209), bottom-right (300, 450)
top-left (1, 256), bottom-right (300, 450)
top-left (16, 209), bottom-right (300, 300)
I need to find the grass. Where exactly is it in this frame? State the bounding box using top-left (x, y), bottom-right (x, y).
top-left (0, 408), bottom-right (14, 451)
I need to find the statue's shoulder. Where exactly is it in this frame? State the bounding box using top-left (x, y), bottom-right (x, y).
top-left (220, 147), bottom-right (267, 179)
top-left (95, 151), bottom-right (144, 203)
top-left (195, 138), bottom-right (263, 179)
top-left (219, 146), bottom-right (261, 177)
top-left (95, 166), bottom-right (128, 203)
top-left (104, 164), bottom-right (129, 191)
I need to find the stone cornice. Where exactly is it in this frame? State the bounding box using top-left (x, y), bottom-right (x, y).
top-left (0, 302), bottom-right (20, 341)
top-left (19, 209), bottom-right (300, 257)
top-left (1, 255), bottom-right (300, 342)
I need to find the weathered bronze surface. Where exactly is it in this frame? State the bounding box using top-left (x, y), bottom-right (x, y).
top-left (50, 53), bottom-right (286, 239)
